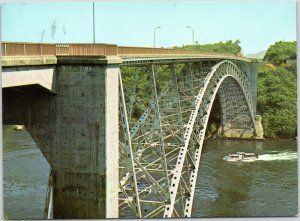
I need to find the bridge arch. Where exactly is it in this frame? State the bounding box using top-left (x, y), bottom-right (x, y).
top-left (119, 60), bottom-right (257, 218)
top-left (200, 60), bottom-right (257, 137)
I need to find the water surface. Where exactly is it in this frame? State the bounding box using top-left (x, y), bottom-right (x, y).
top-left (3, 126), bottom-right (50, 219)
top-left (3, 126), bottom-right (298, 218)
top-left (193, 139), bottom-right (298, 217)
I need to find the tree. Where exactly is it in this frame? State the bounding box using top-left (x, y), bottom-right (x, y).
top-left (175, 39), bottom-right (242, 55)
top-left (257, 66), bottom-right (297, 138)
top-left (263, 41), bottom-right (296, 64)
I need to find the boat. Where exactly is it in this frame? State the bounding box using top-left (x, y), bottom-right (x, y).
top-left (13, 125), bottom-right (25, 131)
top-left (223, 152), bottom-right (258, 162)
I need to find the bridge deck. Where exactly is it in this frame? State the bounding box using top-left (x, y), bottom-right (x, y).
top-left (2, 42), bottom-right (252, 67)
top-left (120, 54), bottom-right (251, 65)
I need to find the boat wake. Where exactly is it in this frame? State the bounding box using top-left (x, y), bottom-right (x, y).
top-left (223, 151), bottom-right (298, 162)
top-left (257, 151), bottom-right (298, 161)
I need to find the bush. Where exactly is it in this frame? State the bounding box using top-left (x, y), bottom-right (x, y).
top-left (175, 39), bottom-right (242, 55)
top-left (263, 41), bottom-right (296, 65)
top-left (257, 66), bottom-right (297, 138)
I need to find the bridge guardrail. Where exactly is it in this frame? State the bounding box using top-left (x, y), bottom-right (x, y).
top-left (2, 42), bottom-right (56, 56)
top-left (2, 42), bottom-right (118, 57)
top-left (117, 45), bottom-right (228, 56)
top-left (2, 42), bottom-right (250, 62)
top-left (55, 44), bottom-right (118, 56)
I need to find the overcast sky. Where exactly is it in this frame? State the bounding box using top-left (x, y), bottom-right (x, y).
top-left (1, 0), bottom-right (297, 54)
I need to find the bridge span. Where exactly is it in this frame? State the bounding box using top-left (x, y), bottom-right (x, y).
top-left (2, 42), bottom-right (263, 218)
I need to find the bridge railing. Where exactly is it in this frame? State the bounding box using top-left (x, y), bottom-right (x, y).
top-left (118, 46), bottom-right (186, 55)
top-left (117, 46), bottom-right (235, 57)
top-left (55, 44), bottom-right (118, 56)
top-left (2, 42), bottom-right (56, 56)
top-left (118, 46), bottom-right (200, 55)
top-left (2, 42), bottom-right (247, 61)
top-left (2, 42), bottom-right (118, 57)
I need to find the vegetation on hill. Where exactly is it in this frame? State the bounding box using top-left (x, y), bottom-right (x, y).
top-left (263, 41), bottom-right (296, 64)
top-left (257, 41), bottom-right (297, 138)
top-left (175, 39), bottom-right (242, 55)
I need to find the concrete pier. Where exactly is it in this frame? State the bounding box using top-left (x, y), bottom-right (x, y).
top-left (3, 56), bottom-right (121, 218)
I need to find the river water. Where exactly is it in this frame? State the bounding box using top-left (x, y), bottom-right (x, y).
top-left (3, 125), bottom-right (298, 219)
top-left (3, 126), bottom-right (50, 219)
top-left (193, 139), bottom-right (298, 217)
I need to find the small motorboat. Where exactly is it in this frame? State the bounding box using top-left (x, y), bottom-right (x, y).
top-left (13, 125), bottom-right (25, 131)
top-left (223, 152), bottom-right (258, 162)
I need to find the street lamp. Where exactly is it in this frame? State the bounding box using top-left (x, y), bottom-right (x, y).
top-left (186, 26), bottom-right (194, 45)
top-left (154, 26), bottom-right (161, 48)
top-left (93, 1), bottom-right (95, 44)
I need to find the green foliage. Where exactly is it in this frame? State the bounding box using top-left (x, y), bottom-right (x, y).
top-left (263, 41), bottom-right (296, 64)
top-left (283, 62), bottom-right (297, 73)
top-left (261, 109), bottom-right (296, 138)
top-left (257, 66), bottom-right (297, 138)
top-left (258, 41), bottom-right (297, 138)
top-left (174, 40), bottom-right (242, 55)
top-left (121, 65), bottom-right (176, 121)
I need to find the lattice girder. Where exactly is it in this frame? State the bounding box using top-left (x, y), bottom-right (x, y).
top-left (119, 60), bottom-right (257, 218)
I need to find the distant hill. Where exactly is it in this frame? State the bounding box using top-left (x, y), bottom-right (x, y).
top-left (246, 50), bottom-right (267, 59)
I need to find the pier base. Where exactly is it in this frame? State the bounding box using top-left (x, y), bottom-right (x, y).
top-left (220, 115), bottom-right (264, 139)
top-left (53, 172), bottom-right (107, 218)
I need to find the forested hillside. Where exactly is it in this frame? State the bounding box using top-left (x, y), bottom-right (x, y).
top-left (257, 41), bottom-right (297, 138)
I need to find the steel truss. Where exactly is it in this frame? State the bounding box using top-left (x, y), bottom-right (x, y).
top-left (118, 60), bottom-right (256, 218)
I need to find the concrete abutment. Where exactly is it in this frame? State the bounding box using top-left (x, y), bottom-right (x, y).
top-left (3, 56), bottom-right (121, 218)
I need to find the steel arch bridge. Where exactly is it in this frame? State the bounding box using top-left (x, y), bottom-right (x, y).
top-left (118, 59), bottom-right (258, 218)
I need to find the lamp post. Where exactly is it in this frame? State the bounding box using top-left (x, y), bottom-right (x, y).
top-left (186, 26), bottom-right (194, 45)
top-left (154, 26), bottom-right (161, 48)
top-left (93, 1), bottom-right (95, 44)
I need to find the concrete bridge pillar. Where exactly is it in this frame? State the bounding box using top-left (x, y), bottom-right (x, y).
top-left (3, 56), bottom-right (121, 218)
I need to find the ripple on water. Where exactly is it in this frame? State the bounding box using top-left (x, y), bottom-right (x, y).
top-left (195, 187), bottom-right (219, 201)
top-left (193, 140), bottom-right (298, 217)
top-left (3, 127), bottom-right (50, 219)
